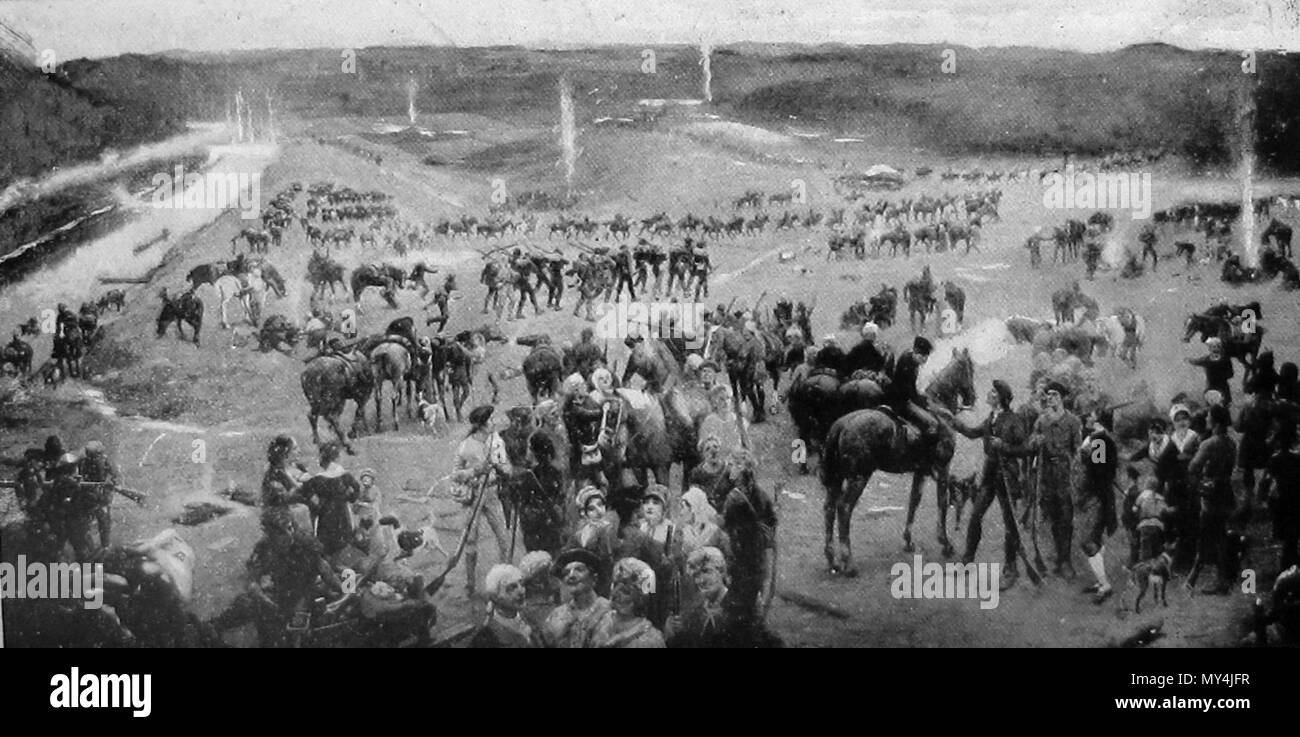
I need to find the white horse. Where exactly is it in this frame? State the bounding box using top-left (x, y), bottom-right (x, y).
top-left (1098, 309), bottom-right (1146, 368)
top-left (212, 268), bottom-right (267, 329)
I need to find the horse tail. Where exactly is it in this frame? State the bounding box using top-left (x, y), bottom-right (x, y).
top-left (819, 419), bottom-right (844, 497)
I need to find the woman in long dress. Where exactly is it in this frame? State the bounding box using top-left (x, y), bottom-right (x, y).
top-left (298, 442), bottom-right (362, 557)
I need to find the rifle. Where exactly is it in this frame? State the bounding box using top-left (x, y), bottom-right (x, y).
top-left (0, 480), bottom-right (146, 506)
top-left (995, 458), bottom-right (1043, 586)
top-left (423, 440), bottom-right (498, 597)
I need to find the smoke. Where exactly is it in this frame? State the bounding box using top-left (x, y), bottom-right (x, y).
top-left (700, 41), bottom-right (713, 102)
top-left (0, 124), bottom-right (231, 216)
top-left (917, 318), bottom-right (1017, 387)
top-left (1237, 81), bottom-right (1258, 267)
top-left (559, 75), bottom-right (577, 190)
top-left (407, 75), bottom-right (419, 125)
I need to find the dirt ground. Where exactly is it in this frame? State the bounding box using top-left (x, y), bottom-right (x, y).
top-left (4, 110), bottom-right (1299, 647)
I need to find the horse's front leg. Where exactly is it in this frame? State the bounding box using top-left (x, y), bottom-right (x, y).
top-left (903, 471), bottom-right (926, 553)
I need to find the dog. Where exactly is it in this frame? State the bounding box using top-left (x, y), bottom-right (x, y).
top-left (416, 391), bottom-right (447, 435)
top-left (1132, 547), bottom-right (1174, 613)
top-left (379, 515), bottom-right (449, 560)
top-left (948, 472), bottom-right (979, 528)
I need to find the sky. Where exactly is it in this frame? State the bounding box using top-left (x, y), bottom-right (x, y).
top-left (1, 0), bottom-right (1298, 60)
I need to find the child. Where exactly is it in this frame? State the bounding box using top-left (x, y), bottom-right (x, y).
top-left (1135, 482), bottom-right (1174, 562)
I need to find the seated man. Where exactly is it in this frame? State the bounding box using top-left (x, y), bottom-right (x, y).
top-left (209, 507), bottom-right (343, 647)
top-left (885, 336), bottom-right (940, 445)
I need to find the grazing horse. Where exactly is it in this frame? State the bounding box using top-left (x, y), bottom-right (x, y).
top-left (258, 262), bottom-right (288, 298)
top-left (156, 288), bottom-right (203, 346)
top-left (369, 341), bottom-right (411, 432)
top-left (2, 333), bottom-right (33, 375)
top-left (350, 264), bottom-right (403, 311)
top-left (522, 340), bottom-right (565, 402)
top-left (818, 348), bottom-right (976, 574)
top-left (300, 353), bottom-right (374, 453)
top-left (96, 290), bottom-right (126, 312)
top-left (231, 228), bottom-right (270, 253)
top-left (1005, 315), bottom-right (1052, 344)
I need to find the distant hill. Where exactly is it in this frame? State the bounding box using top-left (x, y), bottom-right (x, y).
top-left (4, 43), bottom-right (1300, 188)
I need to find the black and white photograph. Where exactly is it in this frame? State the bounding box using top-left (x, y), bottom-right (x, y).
top-left (1, 0), bottom-right (1298, 683)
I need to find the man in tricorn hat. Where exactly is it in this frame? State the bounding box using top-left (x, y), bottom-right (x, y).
top-left (953, 379), bottom-right (1032, 589)
top-left (1028, 381), bottom-right (1083, 579)
top-left (453, 404), bottom-right (514, 596)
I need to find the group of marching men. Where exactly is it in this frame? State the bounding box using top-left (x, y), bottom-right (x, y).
top-left (479, 238), bottom-right (715, 321)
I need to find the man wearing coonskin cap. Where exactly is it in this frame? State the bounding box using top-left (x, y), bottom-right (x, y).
top-left (884, 335), bottom-right (939, 447)
top-left (953, 378), bottom-right (1033, 589)
top-left (1027, 379), bottom-right (1083, 580)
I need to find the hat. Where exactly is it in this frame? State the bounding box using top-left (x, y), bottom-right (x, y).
top-left (83, 440), bottom-right (106, 455)
top-left (643, 484), bottom-right (669, 505)
top-left (552, 548), bottom-right (603, 578)
top-left (1168, 403), bottom-right (1191, 421)
top-left (992, 379), bottom-right (1014, 407)
top-left (507, 406), bottom-right (532, 423)
top-left (467, 405), bottom-right (495, 427)
top-left (1205, 337), bottom-right (1223, 348)
top-left (1044, 381), bottom-right (1069, 397)
top-left (576, 485), bottom-right (606, 510)
top-left (358, 468), bottom-right (377, 482)
top-left (611, 557), bottom-right (656, 595)
top-left (519, 551), bottom-right (554, 581)
top-left (913, 336), bottom-right (933, 354)
top-left (860, 322), bottom-right (879, 339)
top-left (699, 360), bottom-right (720, 372)
top-left (685, 354), bottom-right (705, 371)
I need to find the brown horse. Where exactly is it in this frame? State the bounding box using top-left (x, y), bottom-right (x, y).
top-left (817, 348), bottom-right (976, 574)
top-left (300, 354), bottom-right (374, 453)
top-left (523, 340), bottom-right (565, 402)
top-left (369, 341), bottom-right (411, 432)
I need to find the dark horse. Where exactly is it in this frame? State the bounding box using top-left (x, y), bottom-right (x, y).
top-left (1262, 218), bottom-right (1293, 258)
top-left (522, 339), bottom-right (565, 402)
top-left (1183, 313), bottom-right (1265, 369)
top-left (300, 354), bottom-right (375, 453)
top-left (156, 288), bottom-right (203, 346)
top-left (350, 264), bottom-right (405, 311)
top-left (818, 348), bottom-right (976, 574)
top-left (307, 251), bottom-right (347, 299)
top-left (903, 278), bottom-right (936, 333)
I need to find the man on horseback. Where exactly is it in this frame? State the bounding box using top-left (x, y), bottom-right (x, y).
top-left (322, 336), bottom-right (366, 383)
top-left (844, 322), bottom-right (892, 378)
top-left (885, 336), bottom-right (940, 447)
